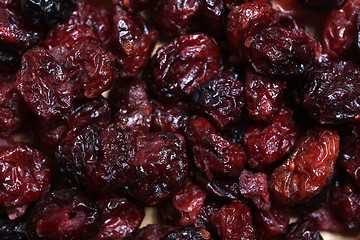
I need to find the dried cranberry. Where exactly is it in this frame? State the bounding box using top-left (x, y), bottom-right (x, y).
top-left (150, 0), bottom-right (201, 36)
top-left (191, 75), bottom-right (245, 129)
top-left (0, 145), bottom-right (51, 217)
top-left (199, 0), bottom-right (226, 37)
top-left (26, 189), bottom-right (101, 240)
top-left (303, 61), bottom-right (360, 124)
top-left (130, 224), bottom-right (175, 240)
top-left (160, 179), bottom-right (207, 226)
top-left (323, 0), bottom-right (360, 61)
top-left (245, 27), bottom-right (320, 78)
top-left (151, 100), bottom-right (190, 134)
top-left (243, 108), bottom-right (298, 170)
top-left (94, 195), bottom-right (144, 239)
top-left (20, 0), bottom-right (77, 26)
top-left (145, 33), bottom-right (220, 101)
top-left (306, 204), bottom-right (346, 232)
top-left (123, 133), bottom-right (189, 205)
top-left (211, 201), bottom-right (254, 240)
top-left (285, 220), bottom-right (323, 240)
top-left (194, 200), bottom-right (221, 230)
top-left (270, 127), bottom-right (340, 206)
top-left (330, 175), bottom-right (360, 232)
top-left (185, 117), bottom-right (247, 179)
top-left (161, 227), bottom-right (212, 240)
top-left (43, 1), bottom-right (112, 49)
top-left (112, 6), bottom-right (158, 78)
top-left (298, 0), bottom-right (348, 10)
top-left (252, 205), bottom-right (290, 239)
top-left (227, 2), bottom-right (279, 54)
top-left (108, 79), bottom-right (152, 133)
top-left (14, 47), bottom-right (73, 119)
top-left (238, 169), bottom-right (270, 211)
top-left (245, 70), bottom-right (285, 121)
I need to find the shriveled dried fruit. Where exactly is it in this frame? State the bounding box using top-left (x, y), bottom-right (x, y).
top-left (112, 6), bottom-right (158, 77)
top-left (20, 0), bottom-right (77, 26)
top-left (26, 189), bottom-right (101, 240)
top-left (323, 0), bottom-right (360, 61)
top-left (303, 61), bottom-right (360, 124)
top-left (285, 220), bottom-right (323, 240)
top-left (94, 195), bottom-right (144, 239)
top-left (270, 127), bottom-right (339, 206)
top-left (145, 33), bottom-right (220, 101)
top-left (199, 0), bottom-right (226, 37)
top-left (245, 27), bottom-right (320, 78)
top-left (243, 108), bottom-right (298, 170)
top-left (211, 201), bottom-right (255, 240)
top-left (306, 204), bottom-right (346, 232)
top-left (0, 145), bottom-right (51, 216)
top-left (123, 133), bottom-right (189, 205)
top-left (245, 70), bottom-right (285, 121)
top-left (108, 79), bottom-right (152, 133)
top-left (161, 227), bottom-right (212, 240)
top-left (15, 47), bottom-right (73, 119)
top-left (191, 75), bottom-right (245, 129)
top-left (185, 117), bottom-right (246, 179)
top-left (238, 169), bottom-right (270, 211)
top-left (150, 0), bottom-right (201, 36)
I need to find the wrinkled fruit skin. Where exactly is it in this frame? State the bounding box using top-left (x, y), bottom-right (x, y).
top-left (211, 201), bottom-right (255, 240)
top-left (112, 6), bottom-right (158, 78)
top-left (15, 47), bottom-right (73, 119)
top-left (185, 117), bottom-right (247, 179)
top-left (145, 33), bottom-right (220, 101)
top-left (26, 189), bottom-right (101, 240)
top-left (339, 136), bottom-right (360, 187)
top-left (303, 61), bottom-right (360, 124)
top-left (270, 127), bottom-right (340, 206)
top-left (191, 75), bottom-right (245, 129)
top-left (323, 0), bottom-right (360, 61)
top-left (243, 108), bottom-right (298, 170)
top-left (285, 220), bottom-right (323, 240)
top-left (0, 145), bottom-right (51, 212)
top-left (20, 0), bottom-right (77, 26)
top-left (94, 195), bottom-right (144, 239)
top-left (161, 227), bottom-right (212, 240)
top-left (245, 27), bottom-right (319, 78)
top-left (123, 132), bottom-right (189, 205)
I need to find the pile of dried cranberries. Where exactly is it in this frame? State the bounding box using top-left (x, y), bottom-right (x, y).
top-left (0, 0), bottom-right (359, 239)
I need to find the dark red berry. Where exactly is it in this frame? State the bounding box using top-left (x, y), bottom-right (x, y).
top-left (285, 220), bottom-right (323, 240)
top-left (161, 227), bottom-right (212, 240)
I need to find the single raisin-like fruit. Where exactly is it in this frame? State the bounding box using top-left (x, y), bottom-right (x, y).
top-left (191, 75), bottom-right (245, 129)
top-left (227, 2), bottom-right (279, 54)
top-left (243, 108), bottom-right (298, 170)
top-left (0, 145), bottom-right (51, 216)
top-left (15, 47), bottom-right (73, 119)
top-left (238, 169), bottom-right (270, 211)
top-left (194, 200), bottom-right (221, 230)
top-left (245, 27), bottom-right (320, 78)
top-left (303, 61), bottom-right (360, 124)
top-left (129, 224), bottom-right (175, 240)
top-left (211, 201), bottom-right (255, 240)
top-left (20, 0), bottom-right (77, 26)
top-left (123, 133), bottom-right (189, 205)
top-left (160, 179), bottom-right (207, 226)
top-left (43, 1), bottom-right (112, 49)
top-left (161, 227), bottom-right (212, 240)
top-left (285, 220), bottom-right (323, 240)
top-left (0, 79), bottom-right (29, 133)
top-left (298, 0), bottom-right (348, 10)
top-left (270, 127), bottom-right (340, 206)
top-left (245, 70), bottom-right (285, 121)
top-left (185, 117), bottom-right (247, 179)
top-left (323, 0), bottom-right (360, 61)
top-left (94, 195), bottom-right (144, 239)
top-left (112, 6), bottom-right (158, 78)
top-left (145, 33), bottom-right (220, 101)
top-left (151, 100), bottom-right (189, 134)
top-left (150, 0), bottom-right (201, 36)
top-left (330, 175), bottom-right (360, 231)
top-left (26, 189), bottom-right (101, 240)
top-left (108, 79), bottom-right (152, 133)
top-left (252, 204), bottom-right (290, 239)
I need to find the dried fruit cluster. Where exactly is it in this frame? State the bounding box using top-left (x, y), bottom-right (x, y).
top-left (0, 0), bottom-right (359, 239)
